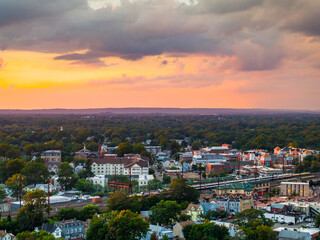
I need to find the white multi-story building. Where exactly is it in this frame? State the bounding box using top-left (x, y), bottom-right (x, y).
top-left (91, 157), bottom-right (149, 177)
top-left (87, 175), bottom-right (108, 187)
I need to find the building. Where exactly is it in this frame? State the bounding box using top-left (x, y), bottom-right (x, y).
top-left (215, 197), bottom-right (254, 214)
top-left (274, 227), bottom-right (320, 240)
top-left (192, 153), bottom-right (226, 165)
top-left (185, 204), bottom-right (204, 221)
top-left (280, 182), bottom-right (312, 197)
top-left (0, 230), bottom-right (15, 240)
top-left (41, 150), bottom-right (62, 174)
top-left (74, 145), bottom-right (101, 160)
top-left (205, 163), bottom-right (225, 175)
top-left (35, 223), bottom-right (62, 239)
top-left (213, 182), bottom-right (254, 197)
top-left (54, 219), bottom-right (85, 240)
top-left (173, 221), bottom-right (195, 239)
top-left (41, 150), bottom-right (62, 162)
top-left (91, 156), bottom-right (149, 177)
top-left (145, 146), bottom-right (162, 155)
top-left (138, 175), bottom-right (154, 186)
top-left (87, 175), bottom-right (108, 187)
top-left (260, 153), bottom-right (272, 166)
top-left (143, 225), bottom-right (173, 240)
top-left (264, 212), bottom-right (305, 224)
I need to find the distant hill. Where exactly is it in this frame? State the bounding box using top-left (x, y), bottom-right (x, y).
top-left (0, 108), bottom-right (318, 115)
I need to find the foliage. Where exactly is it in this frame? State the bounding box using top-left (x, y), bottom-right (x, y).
top-left (106, 190), bottom-right (142, 213)
top-left (117, 142), bottom-right (134, 157)
top-left (58, 162), bottom-right (78, 190)
top-left (5, 174), bottom-right (27, 199)
top-left (21, 161), bottom-right (49, 185)
top-left (16, 230), bottom-right (61, 240)
top-left (0, 185), bottom-right (7, 200)
top-left (201, 210), bottom-right (228, 220)
top-left (57, 204), bottom-right (99, 221)
top-left (149, 200), bottom-right (181, 226)
top-left (17, 190), bottom-right (50, 231)
top-left (162, 174), bottom-right (171, 184)
top-left (86, 210), bottom-right (149, 240)
top-left (183, 222), bottom-right (230, 240)
top-left (168, 178), bottom-right (199, 203)
top-left (234, 209), bottom-right (275, 240)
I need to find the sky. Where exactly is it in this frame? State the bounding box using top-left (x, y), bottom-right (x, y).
top-left (0, 0), bottom-right (320, 110)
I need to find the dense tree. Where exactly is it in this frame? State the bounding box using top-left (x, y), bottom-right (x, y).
top-left (201, 210), bottom-right (228, 220)
top-left (106, 190), bottom-right (142, 213)
top-left (6, 159), bottom-right (26, 177)
top-left (117, 142), bottom-right (134, 157)
top-left (183, 222), bottom-right (230, 240)
top-left (21, 162), bottom-right (49, 185)
top-left (16, 230), bottom-right (61, 240)
top-left (149, 200), bottom-right (181, 226)
top-left (17, 190), bottom-right (50, 231)
top-left (168, 178), bottom-right (199, 203)
top-left (5, 174), bottom-right (27, 199)
top-left (0, 185), bottom-right (7, 200)
top-left (58, 162), bottom-right (78, 190)
top-left (86, 210), bottom-right (149, 240)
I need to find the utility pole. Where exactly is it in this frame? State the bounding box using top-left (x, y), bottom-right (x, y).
top-left (114, 166), bottom-right (117, 192)
top-left (148, 182), bottom-right (151, 196)
top-left (47, 178), bottom-right (50, 217)
top-left (19, 174), bottom-right (22, 209)
top-left (199, 169), bottom-right (202, 193)
top-left (129, 168), bottom-right (132, 194)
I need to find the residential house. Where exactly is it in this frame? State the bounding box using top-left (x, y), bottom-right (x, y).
top-left (87, 175), bottom-right (108, 187)
top-left (35, 223), bottom-right (62, 239)
top-left (274, 227), bottom-right (320, 240)
top-left (0, 230), bottom-right (15, 240)
top-left (185, 204), bottom-right (204, 221)
top-left (143, 225), bottom-right (173, 240)
top-left (215, 197), bottom-right (254, 214)
top-left (173, 221), bottom-right (195, 239)
top-left (41, 150), bottom-right (62, 174)
top-left (199, 200), bottom-right (217, 214)
top-left (138, 175), bottom-right (154, 186)
top-left (54, 219), bottom-right (85, 240)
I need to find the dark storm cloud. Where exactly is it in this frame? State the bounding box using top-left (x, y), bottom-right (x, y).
top-left (0, 0), bottom-right (318, 71)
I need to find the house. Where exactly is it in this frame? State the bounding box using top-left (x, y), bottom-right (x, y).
top-left (274, 227), bottom-right (320, 240)
top-left (211, 220), bottom-right (239, 237)
top-left (199, 200), bottom-right (217, 214)
top-left (143, 225), bottom-right (173, 240)
top-left (145, 146), bottom-right (162, 155)
top-left (264, 212), bottom-right (305, 224)
top-left (205, 163), bottom-right (225, 175)
top-left (138, 175), bottom-right (154, 186)
top-left (74, 145), bottom-right (101, 160)
top-left (35, 222), bottom-right (62, 239)
top-left (215, 197), bottom-right (254, 214)
top-left (0, 230), bottom-right (15, 240)
top-left (185, 204), bottom-right (204, 221)
top-left (41, 150), bottom-right (62, 174)
top-left (269, 203), bottom-right (287, 213)
top-left (260, 153), bottom-right (272, 166)
top-left (54, 219), bottom-right (85, 240)
top-left (213, 182), bottom-right (254, 197)
top-left (87, 175), bottom-right (108, 187)
top-left (173, 221), bottom-right (195, 239)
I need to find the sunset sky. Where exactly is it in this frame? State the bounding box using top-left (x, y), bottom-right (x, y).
top-left (0, 0), bottom-right (320, 110)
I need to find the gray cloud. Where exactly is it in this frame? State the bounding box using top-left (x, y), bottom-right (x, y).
top-left (0, 0), bottom-right (319, 71)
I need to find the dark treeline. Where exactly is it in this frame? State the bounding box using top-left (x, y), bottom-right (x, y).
top-left (0, 114), bottom-right (319, 159)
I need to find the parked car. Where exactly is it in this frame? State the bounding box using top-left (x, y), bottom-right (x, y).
top-left (280, 221), bottom-right (285, 224)
top-left (288, 222), bottom-right (294, 225)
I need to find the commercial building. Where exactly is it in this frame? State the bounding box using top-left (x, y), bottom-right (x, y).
top-left (280, 182), bottom-right (311, 197)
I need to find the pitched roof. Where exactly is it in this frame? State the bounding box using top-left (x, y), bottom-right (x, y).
top-left (42, 223), bottom-right (58, 233)
top-left (186, 204), bottom-right (202, 211)
top-left (178, 221), bottom-right (195, 228)
top-left (0, 230), bottom-right (7, 237)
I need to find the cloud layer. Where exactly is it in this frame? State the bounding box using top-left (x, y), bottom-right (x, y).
top-left (0, 0), bottom-right (319, 70)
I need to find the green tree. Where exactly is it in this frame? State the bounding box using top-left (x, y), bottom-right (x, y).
top-left (75, 179), bottom-right (96, 193)
top-left (58, 162), bottom-right (78, 190)
top-left (168, 178), bottom-right (199, 203)
top-left (78, 158), bottom-right (94, 179)
top-left (5, 174), bottom-right (27, 199)
top-left (17, 190), bottom-right (50, 231)
top-left (22, 162), bottom-right (49, 185)
top-left (80, 204), bottom-right (99, 220)
top-left (0, 185), bottom-right (7, 200)
top-left (17, 230), bottom-right (60, 240)
top-left (149, 200), bottom-right (181, 226)
top-left (183, 222), bottom-right (230, 240)
top-left (107, 190), bottom-right (142, 213)
top-left (117, 142), bottom-right (134, 157)
top-left (6, 158), bottom-right (26, 177)
top-left (86, 210), bottom-right (149, 240)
